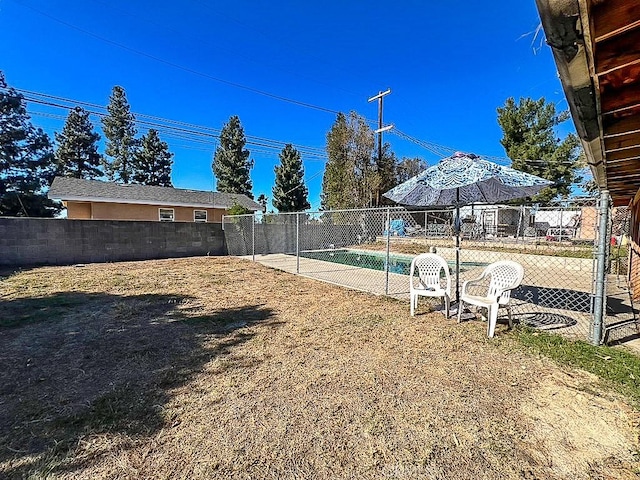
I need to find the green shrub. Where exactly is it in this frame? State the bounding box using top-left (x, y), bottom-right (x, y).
top-left (227, 203), bottom-right (252, 216)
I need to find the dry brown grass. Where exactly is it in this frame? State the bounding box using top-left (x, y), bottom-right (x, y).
top-left (0, 257), bottom-right (638, 479)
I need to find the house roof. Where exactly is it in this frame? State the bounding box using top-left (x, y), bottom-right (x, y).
top-left (535, 0), bottom-right (640, 206)
top-left (48, 177), bottom-right (263, 211)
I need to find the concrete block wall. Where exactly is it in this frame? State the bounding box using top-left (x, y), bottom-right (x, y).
top-left (0, 218), bottom-right (226, 267)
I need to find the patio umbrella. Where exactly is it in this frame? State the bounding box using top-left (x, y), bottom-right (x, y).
top-left (383, 152), bottom-right (552, 304)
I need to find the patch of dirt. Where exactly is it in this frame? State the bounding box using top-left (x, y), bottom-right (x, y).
top-left (521, 371), bottom-right (639, 477)
top-left (0, 257), bottom-right (638, 479)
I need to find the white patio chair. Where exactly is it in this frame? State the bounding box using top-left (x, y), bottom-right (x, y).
top-left (457, 260), bottom-right (524, 338)
top-left (410, 253), bottom-right (451, 317)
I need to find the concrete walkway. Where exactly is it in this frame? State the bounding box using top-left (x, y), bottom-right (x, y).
top-left (605, 279), bottom-right (640, 352)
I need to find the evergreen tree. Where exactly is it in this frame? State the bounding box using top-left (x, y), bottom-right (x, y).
top-left (133, 129), bottom-right (173, 186)
top-left (372, 143), bottom-right (398, 205)
top-left (227, 203), bottom-right (252, 215)
top-left (102, 86), bottom-right (137, 184)
top-left (256, 193), bottom-right (268, 211)
top-left (55, 106), bottom-right (103, 179)
top-left (0, 72), bottom-right (61, 217)
top-left (321, 113), bottom-right (350, 210)
top-left (272, 144), bottom-right (310, 212)
top-left (321, 111), bottom-right (375, 209)
top-left (212, 115), bottom-right (254, 198)
top-left (497, 97), bottom-right (581, 202)
top-left (396, 156), bottom-right (427, 184)
top-left (575, 150), bottom-right (599, 196)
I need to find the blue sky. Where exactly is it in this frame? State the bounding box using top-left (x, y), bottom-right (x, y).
top-left (0, 0), bottom-right (574, 210)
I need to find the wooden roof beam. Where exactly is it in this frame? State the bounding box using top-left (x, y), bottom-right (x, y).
top-left (608, 184), bottom-right (638, 191)
top-left (604, 135), bottom-right (640, 152)
top-left (600, 81), bottom-right (640, 114)
top-left (604, 158), bottom-right (640, 168)
top-left (592, 0), bottom-right (640, 43)
top-left (607, 164), bottom-right (640, 171)
top-left (595, 27), bottom-right (640, 76)
top-left (605, 185), bottom-right (640, 192)
top-left (604, 115), bottom-right (640, 138)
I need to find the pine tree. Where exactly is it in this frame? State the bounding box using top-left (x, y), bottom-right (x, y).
top-left (497, 97), bottom-right (581, 202)
top-left (321, 111), bottom-right (375, 209)
top-left (396, 156), bottom-right (427, 184)
top-left (102, 86), bottom-right (137, 184)
top-left (0, 71), bottom-right (61, 217)
top-left (256, 193), bottom-right (268, 211)
top-left (212, 115), bottom-right (254, 198)
top-left (272, 144), bottom-right (310, 212)
top-left (321, 113), bottom-right (350, 210)
top-left (133, 129), bottom-right (173, 186)
top-left (372, 143), bottom-right (398, 206)
top-left (55, 107), bottom-right (103, 179)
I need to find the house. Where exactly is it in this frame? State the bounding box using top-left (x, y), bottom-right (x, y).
top-left (535, 0), bottom-right (640, 295)
top-left (458, 205), bottom-right (530, 237)
top-left (48, 177), bottom-right (262, 223)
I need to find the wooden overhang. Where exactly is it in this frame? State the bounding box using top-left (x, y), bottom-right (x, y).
top-left (536, 0), bottom-right (640, 207)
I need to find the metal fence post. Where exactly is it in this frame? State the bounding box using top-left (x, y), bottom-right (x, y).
top-left (592, 190), bottom-right (610, 345)
top-left (424, 211), bottom-right (428, 239)
top-left (385, 207), bottom-right (391, 295)
top-left (252, 214), bottom-right (256, 262)
top-left (296, 212), bottom-right (300, 274)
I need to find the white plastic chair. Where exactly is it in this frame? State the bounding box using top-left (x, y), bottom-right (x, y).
top-left (457, 260), bottom-right (524, 338)
top-left (410, 253), bottom-right (451, 317)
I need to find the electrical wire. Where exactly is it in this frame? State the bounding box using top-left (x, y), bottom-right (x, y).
top-left (12, 0), bottom-right (342, 115)
top-left (14, 89), bottom-right (329, 160)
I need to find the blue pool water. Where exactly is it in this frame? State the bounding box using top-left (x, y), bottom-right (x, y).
top-left (300, 249), bottom-right (485, 275)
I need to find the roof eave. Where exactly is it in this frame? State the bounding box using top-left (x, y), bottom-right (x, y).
top-left (46, 194), bottom-right (257, 211)
top-left (536, 0), bottom-right (607, 190)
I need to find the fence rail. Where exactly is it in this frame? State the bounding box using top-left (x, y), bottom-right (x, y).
top-left (223, 199), bottom-right (635, 344)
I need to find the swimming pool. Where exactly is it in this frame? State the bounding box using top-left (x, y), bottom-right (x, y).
top-left (300, 249), bottom-right (486, 276)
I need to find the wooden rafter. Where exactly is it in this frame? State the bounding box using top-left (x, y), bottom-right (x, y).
top-left (588, 0), bottom-right (640, 204)
top-left (592, 0), bottom-right (640, 42)
top-left (595, 28), bottom-right (640, 75)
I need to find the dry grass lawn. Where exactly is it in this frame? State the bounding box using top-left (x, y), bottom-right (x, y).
top-left (0, 257), bottom-right (638, 479)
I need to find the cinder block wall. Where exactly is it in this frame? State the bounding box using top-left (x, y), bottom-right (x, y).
top-left (0, 218), bottom-right (226, 267)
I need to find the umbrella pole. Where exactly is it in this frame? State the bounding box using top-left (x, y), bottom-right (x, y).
top-left (456, 188), bottom-right (460, 305)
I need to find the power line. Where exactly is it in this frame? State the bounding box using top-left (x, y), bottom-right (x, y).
top-left (391, 128), bottom-right (456, 158)
top-left (8, 3), bottom-right (575, 171)
top-left (87, 0), bottom-right (363, 99)
top-left (391, 127), bottom-right (579, 167)
top-left (13, 88), bottom-right (329, 161)
top-left (12, 0), bottom-right (342, 115)
top-left (13, 86), bottom-right (576, 172)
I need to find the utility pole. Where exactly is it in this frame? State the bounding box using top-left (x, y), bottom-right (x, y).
top-left (368, 89), bottom-right (393, 206)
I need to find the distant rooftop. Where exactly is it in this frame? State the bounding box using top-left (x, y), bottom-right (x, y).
top-left (49, 177), bottom-right (262, 211)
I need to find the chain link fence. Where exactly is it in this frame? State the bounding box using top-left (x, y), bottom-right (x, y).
top-left (223, 199), bottom-right (636, 344)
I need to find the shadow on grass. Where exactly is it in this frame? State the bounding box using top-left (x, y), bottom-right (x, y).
top-left (0, 265), bottom-right (43, 278)
top-left (1, 292), bottom-right (96, 329)
top-left (0, 291), bottom-right (276, 478)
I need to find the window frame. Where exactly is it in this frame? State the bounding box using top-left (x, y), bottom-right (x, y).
top-left (159, 208), bottom-right (175, 222)
top-left (194, 209), bottom-right (207, 223)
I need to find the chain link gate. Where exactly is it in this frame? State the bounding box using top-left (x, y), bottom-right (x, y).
top-left (604, 203), bottom-right (636, 344)
top-left (223, 199), bottom-right (636, 343)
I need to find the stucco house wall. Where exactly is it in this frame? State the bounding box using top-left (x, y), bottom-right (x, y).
top-left (49, 178), bottom-right (262, 224)
top-left (67, 201), bottom-right (225, 223)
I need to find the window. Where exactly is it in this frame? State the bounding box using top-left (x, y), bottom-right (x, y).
top-left (194, 210), bottom-right (207, 223)
top-left (159, 208), bottom-right (174, 222)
